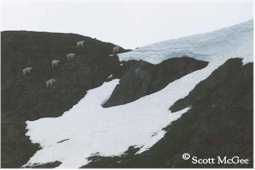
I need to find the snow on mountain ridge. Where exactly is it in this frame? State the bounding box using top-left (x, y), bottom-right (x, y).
top-left (119, 20), bottom-right (253, 64)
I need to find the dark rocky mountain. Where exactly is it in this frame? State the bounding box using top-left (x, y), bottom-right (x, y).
top-left (103, 57), bottom-right (208, 107)
top-left (1, 31), bottom-right (253, 168)
top-left (2, 31), bottom-right (126, 167)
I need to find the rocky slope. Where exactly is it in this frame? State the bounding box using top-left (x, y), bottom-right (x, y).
top-left (1, 31), bottom-right (126, 167)
top-left (1, 20), bottom-right (253, 168)
top-left (103, 57), bottom-right (208, 107)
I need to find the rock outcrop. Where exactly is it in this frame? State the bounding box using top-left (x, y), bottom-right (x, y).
top-left (103, 57), bottom-right (208, 107)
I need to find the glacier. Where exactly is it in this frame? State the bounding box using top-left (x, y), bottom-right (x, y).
top-left (119, 20), bottom-right (253, 64)
top-left (24, 20), bottom-right (253, 168)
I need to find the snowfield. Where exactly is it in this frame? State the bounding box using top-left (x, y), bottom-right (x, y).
top-left (24, 20), bottom-right (253, 168)
top-left (119, 20), bottom-right (253, 64)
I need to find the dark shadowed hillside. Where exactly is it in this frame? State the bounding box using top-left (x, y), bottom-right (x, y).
top-left (103, 57), bottom-right (208, 107)
top-left (1, 31), bottom-right (128, 167)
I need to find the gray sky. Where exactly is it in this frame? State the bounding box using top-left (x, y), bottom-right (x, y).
top-left (0, 0), bottom-right (253, 49)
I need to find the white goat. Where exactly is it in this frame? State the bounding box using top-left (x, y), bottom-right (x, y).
top-left (66, 53), bottom-right (76, 61)
top-left (46, 78), bottom-right (56, 88)
top-left (76, 40), bottom-right (85, 47)
top-left (112, 46), bottom-right (121, 54)
top-left (51, 59), bottom-right (60, 68)
top-left (22, 67), bottom-right (32, 75)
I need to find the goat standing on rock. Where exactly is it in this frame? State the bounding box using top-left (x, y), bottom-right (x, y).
top-left (112, 46), bottom-right (121, 54)
top-left (46, 78), bottom-right (56, 88)
top-left (76, 40), bottom-right (85, 47)
top-left (22, 67), bottom-right (32, 76)
top-left (51, 59), bottom-right (60, 68)
top-left (66, 53), bottom-right (76, 61)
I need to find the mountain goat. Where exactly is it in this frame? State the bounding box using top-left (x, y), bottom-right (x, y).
top-left (112, 46), bottom-right (121, 54)
top-left (22, 67), bottom-right (32, 76)
top-left (76, 40), bottom-right (85, 47)
top-left (66, 53), bottom-right (76, 61)
top-left (46, 78), bottom-right (56, 88)
top-left (51, 59), bottom-right (60, 68)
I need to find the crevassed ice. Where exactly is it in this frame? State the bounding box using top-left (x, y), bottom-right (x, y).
top-left (24, 20), bottom-right (253, 168)
top-left (118, 20), bottom-right (253, 64)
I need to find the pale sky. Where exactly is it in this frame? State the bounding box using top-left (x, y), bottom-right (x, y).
top-left (0, 0), bottom-right (253, 49)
